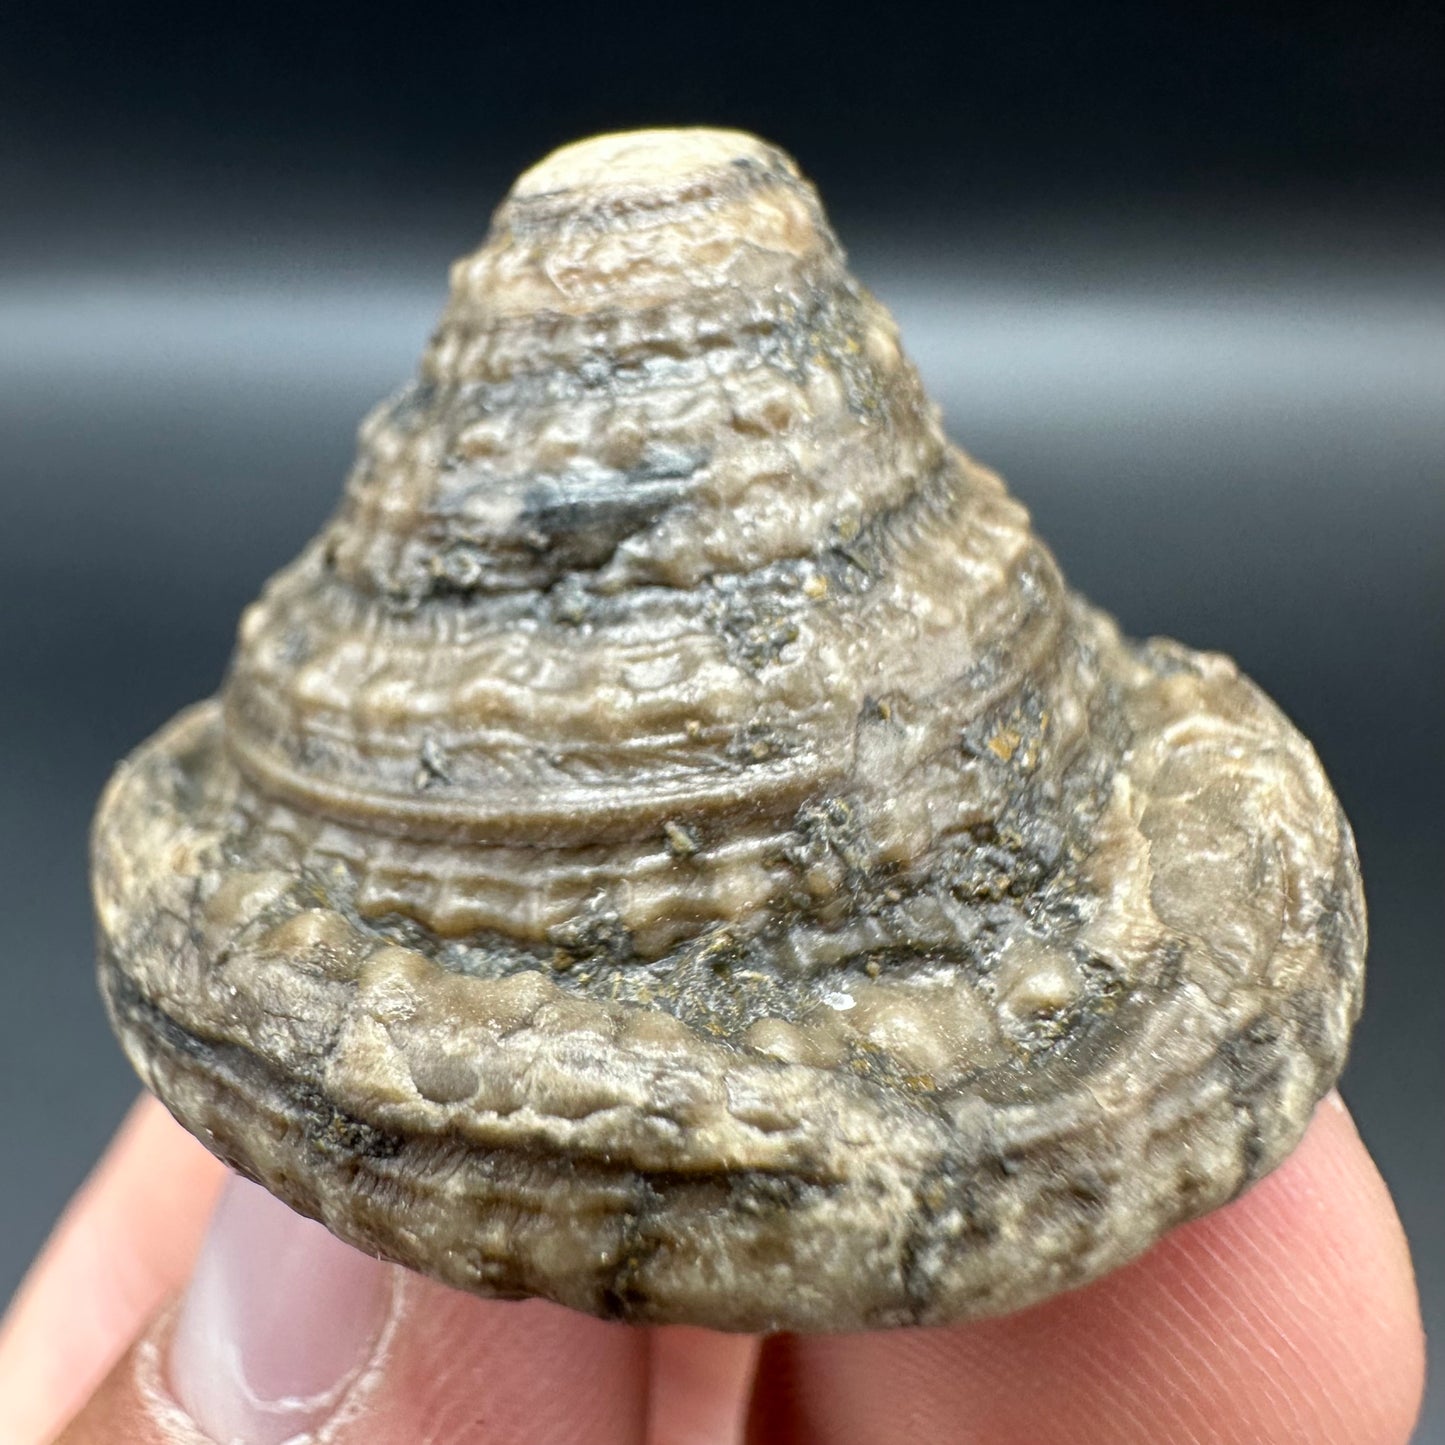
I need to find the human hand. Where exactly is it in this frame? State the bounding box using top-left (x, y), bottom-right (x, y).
top-left (0, 1091), bottom-right (1423, 1444)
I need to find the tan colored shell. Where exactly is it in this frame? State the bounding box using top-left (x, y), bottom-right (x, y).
top-left (92, 128), bottom-right (1365, 1333)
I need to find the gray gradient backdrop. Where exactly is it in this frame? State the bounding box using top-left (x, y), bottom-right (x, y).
top-left (1, 1), bottom-right (1442, 1433)
top-left (4, 214), bottom-right (1441, 1430)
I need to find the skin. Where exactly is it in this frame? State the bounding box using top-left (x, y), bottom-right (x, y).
top-left (0, 1092), bottom-right (1423, 1445)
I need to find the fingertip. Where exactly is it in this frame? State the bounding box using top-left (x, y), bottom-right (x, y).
top-left (750, 1094), bottom-right (1424, 1445)
top-left (27, 1103), bottom-right (651, 1445)
top-left (54, 1204), bottom-right (651, 1445)
top-left (648, 1325), bottom-right (760, 1445)
top-left (355, 1280), bottom-right (648, 1444)
top-left (1195, 1091), bottom-right (1424, 1444)
top-left (0, 1095), bottom-right (225, 1445)
top-left (1073, 1089), bottom-right (1424, 1445)
top-left (167, 1176), bottom-right (395, 1445)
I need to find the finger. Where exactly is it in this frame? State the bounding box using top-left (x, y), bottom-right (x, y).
top-left (55, 1172), bottom-right (650, 1445)
top-left (748, 1094), bottom-right (1424, 1445)
top-left (0, 1094), bottom-right (225, 1445)
top-left (647, 1326), bottom-right (760, 1445)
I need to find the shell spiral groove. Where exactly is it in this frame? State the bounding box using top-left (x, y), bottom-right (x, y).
top-left (91, 128), bottom-right (1366, 1332)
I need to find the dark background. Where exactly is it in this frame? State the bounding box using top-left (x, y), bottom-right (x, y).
top-left (2, 0), bottom-right (1441, 1435)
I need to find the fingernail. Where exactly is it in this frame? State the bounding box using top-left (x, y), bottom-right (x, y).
top-left (168, 1175), bottom-right (391, 1445)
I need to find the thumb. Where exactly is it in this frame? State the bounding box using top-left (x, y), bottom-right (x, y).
top-left (55, 1175), bottom-right (649, 1445)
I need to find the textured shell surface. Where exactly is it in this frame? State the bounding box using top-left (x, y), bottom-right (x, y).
top-left (91, 127), bottom-right (1366, 1334)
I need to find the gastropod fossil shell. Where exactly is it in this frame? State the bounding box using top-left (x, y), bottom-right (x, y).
top-left (91, 127), bottom-right (1366, 1333)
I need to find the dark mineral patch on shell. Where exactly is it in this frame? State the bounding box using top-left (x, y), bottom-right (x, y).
top-left (91, 127), bottom-right (1366, 1333)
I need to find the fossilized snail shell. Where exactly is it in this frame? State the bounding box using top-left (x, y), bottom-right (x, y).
top-left (92, 128), bottom-right (1366, 1333)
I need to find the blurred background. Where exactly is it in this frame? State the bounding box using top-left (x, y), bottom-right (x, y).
top-left (2, 0), bottom-right (1440, 1433)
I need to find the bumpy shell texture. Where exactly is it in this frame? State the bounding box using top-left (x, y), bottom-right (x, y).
top-left (92, 128), bottom-right (1366, 1333)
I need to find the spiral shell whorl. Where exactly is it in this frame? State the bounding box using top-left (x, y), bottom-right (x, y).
top-left (336, 126), bottom-right (945, 597)
top-left (220, 128), bottom-right (1036, 955)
